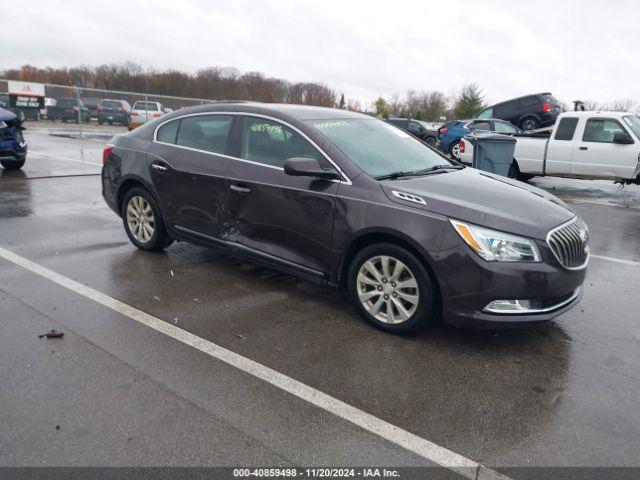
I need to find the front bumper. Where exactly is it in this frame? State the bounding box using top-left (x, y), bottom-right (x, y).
top-left (434, 241), bottom-right (587, 328)
top-left (0, 144), bottom-right (27, 162)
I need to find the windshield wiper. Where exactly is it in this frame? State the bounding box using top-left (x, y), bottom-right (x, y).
top-left (374, 171), bottom-right (417, 180)
top-left (375, 164), bottom-right (464, 181)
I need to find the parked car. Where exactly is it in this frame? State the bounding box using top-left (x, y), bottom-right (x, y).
top-left (82, 97), bottom-right (103, 117)
top-left (0, 107), bottom-right (27, 170)
top-left (102, 103), bottom-right (588, 333)
top-left (41, 98), bottom-right (56, 120)
top-left (460, 111), bottom-right (640, 183)
top-left (437, 118), bottom-right (522, 159)
top-left (97, 99), bottom-right (132, 126)
top-left (47, 97), bottom-right (91, 123)
top-left (475, 93), bottom-right (561, 131)
top-left (129, 101), bottom-right (166, 130)
top-left (0, 93), bottom-right (41, 122)
top-left (385, 118), bottom-right (438, 146)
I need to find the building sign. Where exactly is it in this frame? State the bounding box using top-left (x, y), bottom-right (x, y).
top-left (11, 95), bottom-right (44, 109)
top-left (8, 81), bottom-right (46, 97)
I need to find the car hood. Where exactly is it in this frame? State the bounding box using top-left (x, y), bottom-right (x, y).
top-left (0, 107), bottom-right (16, 122)
top-left (380, 168), bottom-right (574, 239)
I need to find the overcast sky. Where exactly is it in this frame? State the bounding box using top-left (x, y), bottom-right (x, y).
top-left (4, 0), bottom-right (639, 107)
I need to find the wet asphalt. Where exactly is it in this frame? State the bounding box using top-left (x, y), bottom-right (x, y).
top-left (1, 126), bottom-right (640, 478)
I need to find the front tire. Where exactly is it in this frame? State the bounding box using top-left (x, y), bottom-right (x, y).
top-left (1, 159), bottom-right (25, 170)
top-left (121, 187), bottom-right (173, 252)
top-left (348, 244), bottom-right (436, 334)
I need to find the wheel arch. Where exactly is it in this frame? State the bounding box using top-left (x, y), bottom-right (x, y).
top-left (116, 175), bottom-right (157, 216)
top-left (338, 230), bottom-right (443, 317)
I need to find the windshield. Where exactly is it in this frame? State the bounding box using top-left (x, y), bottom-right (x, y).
top-left (623, 115), bottom-right (640, 139)
top-left (307, 119), bottom-right (452, 178)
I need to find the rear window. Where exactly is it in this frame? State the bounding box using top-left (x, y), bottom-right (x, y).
top-left (101, 101), bottom-right (122, 108)
top-left (56, 98), bottom-right (77, 107)
top-left (554, 117), bottom-right (579, 141)
top-left (133, 102), bottom-right (159, 111)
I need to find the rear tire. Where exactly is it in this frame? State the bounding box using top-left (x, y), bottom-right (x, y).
top-left (1, 159), bottom-right (25, 170)
top-left (449, 141), bottom-right (461, 160)
top-left (521, 117), bottom-right (539, 131)
top-left (348, 243), bottom-right (436, 334)
top-left (121, 186), bottom-right (173, 252)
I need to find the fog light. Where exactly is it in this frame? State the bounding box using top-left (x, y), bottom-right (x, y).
top-left (483, 299), bottom-right (543, 313)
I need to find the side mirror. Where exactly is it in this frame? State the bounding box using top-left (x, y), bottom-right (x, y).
top-left (284, 157), bottom-right (341, 181)
top-left (613, 132), bottom-right (634, 144)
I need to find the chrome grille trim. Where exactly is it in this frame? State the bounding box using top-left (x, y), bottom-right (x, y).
top-left (546, 217), bottom-right (589, 270)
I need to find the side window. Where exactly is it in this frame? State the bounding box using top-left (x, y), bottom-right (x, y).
top-left (476, 108), bottom-right (493, 119)
top-left (494, 122), bottom-right (518, 134)
top-left (469, 121), bottom-right (491, 131)
top-left (176, 115), bottom-right (232, 154)
top-left (407, 121), bottom-right (422, 133)
top-left (554, 117), bottom-right (579, 141)
top-left (582, 118), bottom-right (626, 143)
top-left (517, 96), bottom-right (539, 109)
top-left (241, 116), bottom-right (322, 168)
top-left (157, 119), bottom-right (180, 144)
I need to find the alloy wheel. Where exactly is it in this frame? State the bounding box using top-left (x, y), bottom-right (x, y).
top-left (126, 195), bottom-right (156, 243)
top-left (451, 142), bottom-right (461, 159)
top-left (356, 255), bottom-right (420, 324)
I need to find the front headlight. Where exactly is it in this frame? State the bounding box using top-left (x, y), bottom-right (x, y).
top-left (450, 219), bottom-right (541, 262)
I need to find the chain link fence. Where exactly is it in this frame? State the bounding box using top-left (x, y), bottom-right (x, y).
top-left (0, 79), bottom-right (217, 137)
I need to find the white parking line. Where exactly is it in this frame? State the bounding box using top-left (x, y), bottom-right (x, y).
top-left (29, 150), bottom-right (102, 167)
top-left (591, 254), bottom-right (640, 268)
top-left (0, 246), bottom-right (510, 480)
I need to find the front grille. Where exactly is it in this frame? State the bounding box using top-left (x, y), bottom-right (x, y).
top-left (547, 218), bottom-right (589, 269)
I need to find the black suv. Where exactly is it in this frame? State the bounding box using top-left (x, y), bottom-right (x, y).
top-left (475, 93), bottom-right (561, 131)
top-left (385, 118), bottom-right (438, 145)
top-left (48, 98), bottom-right (92, 123)
top-left (97, 99), bottom-right (132, 126)
top-left (102, 103), bottom-right (587, 334)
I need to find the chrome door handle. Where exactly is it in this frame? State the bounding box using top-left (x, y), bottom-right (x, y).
top-left (151, 163), bottom-right (168, 172)
top-left (230, 184), bottom-right (251, 193)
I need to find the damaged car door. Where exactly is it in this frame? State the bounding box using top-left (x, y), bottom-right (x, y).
top-left (224, 115), bottom-right (340, 276)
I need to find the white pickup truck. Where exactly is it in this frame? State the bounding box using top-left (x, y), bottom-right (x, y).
top-left (459, 111), bottom-right (640, 184)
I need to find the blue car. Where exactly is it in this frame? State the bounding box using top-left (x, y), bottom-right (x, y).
top-left (436, 118), bottom-right (522, 160)
top-left (0, 107), bottom-right (27, 170)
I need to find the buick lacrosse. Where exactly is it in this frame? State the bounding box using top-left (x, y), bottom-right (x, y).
top-left (102, 103), bottom-right (588, 333)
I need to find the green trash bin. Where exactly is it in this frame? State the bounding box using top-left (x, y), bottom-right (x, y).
top-left (467, 132), bottom-right (517, 177)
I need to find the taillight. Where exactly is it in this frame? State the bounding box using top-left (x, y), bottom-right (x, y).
top-left (439, 128), bottom-right (448, 135)
top-left (72, 106), bottom-right (78, 113)
top-left (152, 113), bottom-right (161, 117)
top-left (97, 105), bottom-right (102, 111)
top-left (119, 107), bottom-right (125, 112)
top-left (459, 140), bottom-right (465, 153)
top-left (103, 145), bottom-right (114, 165)
top-left (543, 103), bottom-right (552, 112)
top-left (132, 111), bottom-right (139, 116)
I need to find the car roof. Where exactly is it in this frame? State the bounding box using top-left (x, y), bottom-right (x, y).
top-left (560, 110), bottom-right (633, 119)
top-left (155, 102), bottom-right (370, 121)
